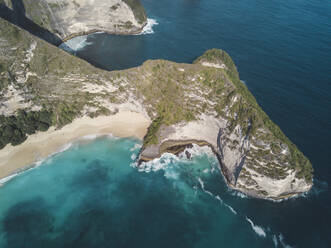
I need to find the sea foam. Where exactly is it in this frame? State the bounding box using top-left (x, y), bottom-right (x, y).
top-left (245, 217), bottom-right (267, 238)
top-left (272, 234), bottom-right (278, 247)
top-left (137, 18), bottom-right (159, 35)
top-left (0, 142), bottom-right (73, 186)
top-left (230, 190), bottom-right (248, 199)
top-left (278, 233), bottom-right (293, 248)
top-left (59, 35), bottom-right (92, 53)
top-left (134, 144), bottom-right (215, 173)
top-left (130, 143), bottom-right (142, 152)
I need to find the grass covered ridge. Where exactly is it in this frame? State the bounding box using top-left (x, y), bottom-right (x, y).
top-left (0, 17), bottom-right (313, 184)
top-left (195, 49), bottom-right (313, 182)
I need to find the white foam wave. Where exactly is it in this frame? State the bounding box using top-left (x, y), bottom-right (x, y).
top-left (178, 144), bottom-right (215, 160)
top-left (131, 153), bottom-right (137, 161)
top-left (279, 234), bottom-right (293, 248)
top-left (198, 177), bottom-right (213, 196)
top-left (0, 142), bottom-right (73, 186)
top-left (57, 142), bottom-right (73, 154)
top-left (135, 145), bottom-right (238, 215)
top-left (106, 134), bottom-right (118, 139)
top-left (134, 152), bottom-right (183, 180)
top-left (59, 35), bottom-right (92, 53)
top-left (130, 143), bottom-right (142, 152)
top-left (0, 174), bottom-right (19, 185)
top-left (199, 178), bottom-right (238, 215)
top-left (273, 234), bottom-right (278, 247)
top-left (136, 152), bottom-right (179, 173)
top-left (224, 203), bottom-right (237, 215)
top-left (80, 133), bottom-right (118, 141)
top-left (245, 217), bottom-right (266, 238)
top-left (138, 18), bottom-right (159, 35)
top-left (136, 144), bottom-right (215, 173)
top-left (230, 190), bottom-right (248, 199)
top-left (81, 134), bottom-right (100, 140)
top-left (164, 169), bottom-right (180, 180)
top-left (215, 195), bottom-right (223, 204)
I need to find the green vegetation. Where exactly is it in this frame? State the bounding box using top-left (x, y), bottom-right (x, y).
top-left (138, 62), bottom-right (197, 146)
top-left (195, 49), bottom-right (313, 183)
top-left (124, 21), bottom-right (133, 29)
top-left (0, 109), bottom-right (53, 149)
top-left (111, 4), bottom-right (119, 10)
top-left (55, 103), bottom-right (79, 128)
top-left (143, 115), bottom-right (163, 146)
top-left (0, 63), bottom-right (4, 73)
top-left (0, 14), bottom-right (313, 186)
top-left (194, 49), bottom-right (239, 81)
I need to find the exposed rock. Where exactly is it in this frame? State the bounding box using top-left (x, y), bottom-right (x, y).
top-left (0, 19), bottom-right (313, 200)
top-left (1, 0), bottom-right (147, 40)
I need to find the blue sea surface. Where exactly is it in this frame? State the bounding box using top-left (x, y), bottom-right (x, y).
top-left (1, 0), bottom-right (330, 247)
top-left (0, 137), bottom-right (292, 247)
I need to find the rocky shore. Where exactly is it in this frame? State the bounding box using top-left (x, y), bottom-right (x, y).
top-left (0, 0), bottom-right (147, 41)
top-left (0, 17), bottom-right (313, 200)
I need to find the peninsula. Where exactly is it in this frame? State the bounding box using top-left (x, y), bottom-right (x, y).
top-left (0, 17), bottom-right (313, 200)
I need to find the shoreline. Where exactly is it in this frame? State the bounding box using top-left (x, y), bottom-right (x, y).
top-left (138, 139), bottom-right (312, 201)
top-left (61, 21), bottom-right (149, 43)
top-left (0, 111), bottom-right (150, 182)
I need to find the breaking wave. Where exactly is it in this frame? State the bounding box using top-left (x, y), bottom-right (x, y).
top-left (130, 143), bottom-right (142, 152)
top-left (0, 142), bottom-right (73, 185)
top-left (245, 217), bottom-right (267, 238)
top-left (224, 203), bottom-right (237, 215)
top-left (273, 234), bottom-right (279, 247)
top-left (278, 233), bottom-right (293, 248)
top-left (133, 144), bottom-right (216, 172)
top-left (230, 190), bottom-right (248, 199)
top-left (198, 177), bottom-right (238, 215)
top-left (131, 153), bottom-right (137, 161)
top-left (198, 177), bottom-right (214, 196)
top-left (59, 35), bottom-right (92, 53)
top-left (134, 152), bottom-right (179, 173)
top-left (0, 134), bottom-right (122, 186)
top-left (138, 18), bottom-right (159, 35)
top-left (132, 144), bottom-right (297, 246)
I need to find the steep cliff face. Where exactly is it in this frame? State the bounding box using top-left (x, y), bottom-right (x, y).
top-left (0, 18), bottom-right (313, 200)
top-left (1, 0), bottom-right (147, 40)
top-left (139, 50), bottom-right (313, 199)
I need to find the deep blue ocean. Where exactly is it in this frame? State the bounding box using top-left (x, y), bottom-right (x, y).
top-left (1, 0), bottom-right (330, 247)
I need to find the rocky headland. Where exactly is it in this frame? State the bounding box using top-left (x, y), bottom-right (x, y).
top-left (0, 17), bottom-right (313, 200)
top-left (0, 0), bottom-right (147, 41)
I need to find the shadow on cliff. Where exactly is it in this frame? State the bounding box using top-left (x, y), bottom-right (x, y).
top-left (0, 1), bottom-right (62, 46)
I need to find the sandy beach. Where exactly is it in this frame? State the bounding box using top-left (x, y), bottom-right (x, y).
top-left (0, 111), bottom-right (150, 181)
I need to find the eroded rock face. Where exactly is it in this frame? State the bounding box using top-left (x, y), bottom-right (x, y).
top-left (139, 50), bottom-right (313, 200)
top-left (139, 114), bottom-right (312, 200)
top-left (1, 0), bottom-right (147, 39)
top-left (0, 19), bottom-right (313, 200)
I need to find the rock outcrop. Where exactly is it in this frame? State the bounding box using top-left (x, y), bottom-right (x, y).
top-left (0, 0), bottom-right (147, 40)
top-left (0, 18), bottom-right (313, 200)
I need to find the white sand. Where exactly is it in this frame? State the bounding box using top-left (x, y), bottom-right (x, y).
top-left (0, 111), bottom-right (150, 179)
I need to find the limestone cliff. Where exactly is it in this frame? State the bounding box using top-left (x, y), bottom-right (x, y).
top-left (0, 18), bottom-right (313, 200)
top-left (1, 0), bottom-right (147, 40)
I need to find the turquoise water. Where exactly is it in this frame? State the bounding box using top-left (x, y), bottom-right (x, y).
top-left (61, 0), bottom-right (330, 246)
top-left (1, 0), bottom-right (330, 246)
top-left (0, 137), bottom-right (282, 247)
